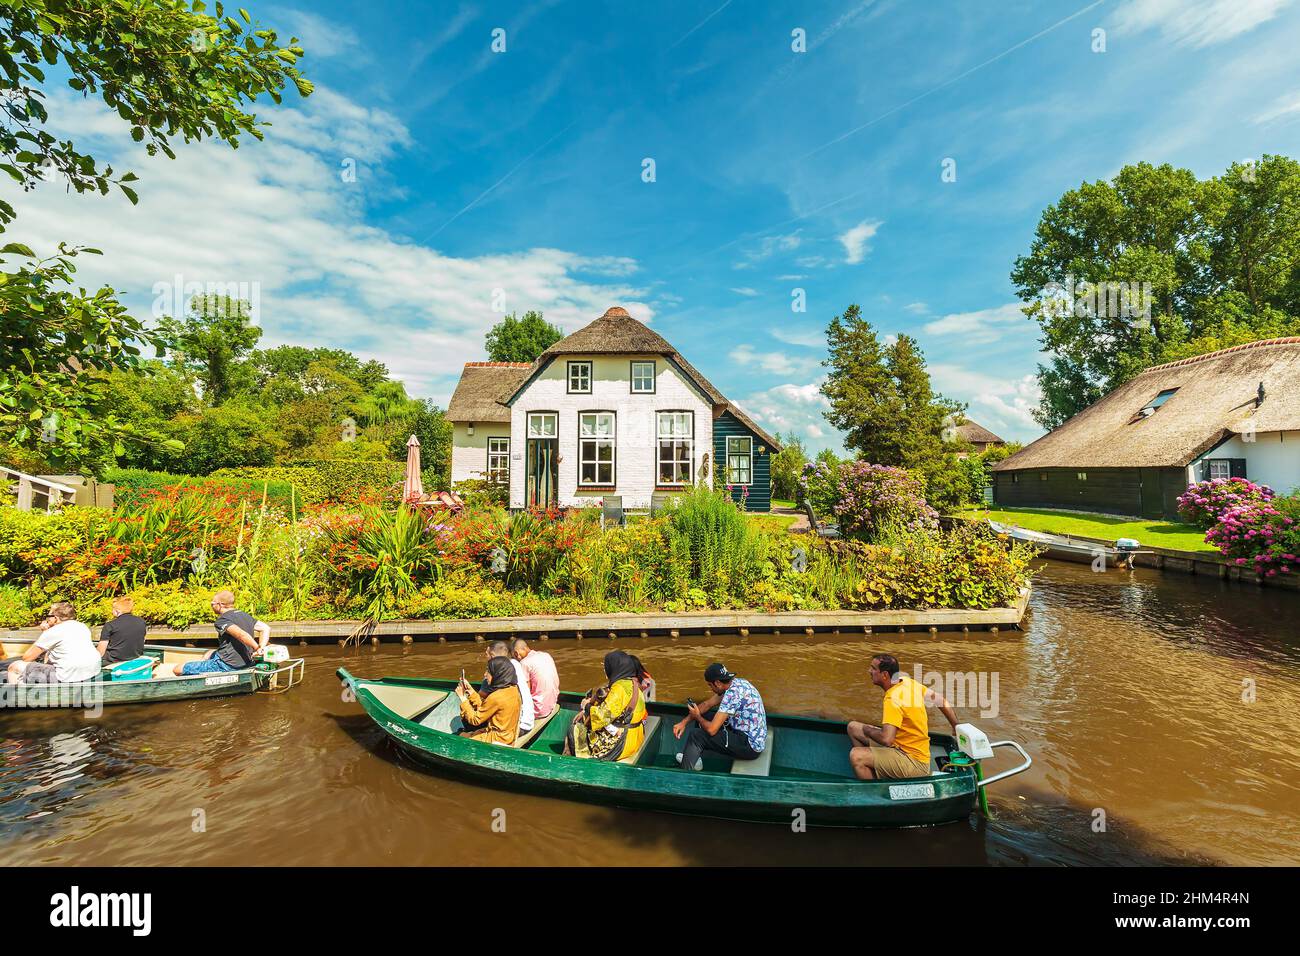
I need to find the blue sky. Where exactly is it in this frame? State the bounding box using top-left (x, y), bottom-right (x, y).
top-left (16, 0), bottom-right (1300, 451)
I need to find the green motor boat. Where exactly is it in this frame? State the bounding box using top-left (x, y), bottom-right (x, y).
top-left (338, 668), bottom-right (1032, 828)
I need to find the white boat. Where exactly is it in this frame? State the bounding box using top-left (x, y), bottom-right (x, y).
top-left (987, 520), bottom-right (1146, 570)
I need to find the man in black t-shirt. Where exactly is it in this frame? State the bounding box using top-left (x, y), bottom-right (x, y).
top-left (170, 590), bottom-right (261, 676)
top-left (98, 597), bottom-right (148, 665)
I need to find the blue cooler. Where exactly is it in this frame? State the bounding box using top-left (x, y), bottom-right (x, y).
top-left (108, 656), bottom-right (154, 682)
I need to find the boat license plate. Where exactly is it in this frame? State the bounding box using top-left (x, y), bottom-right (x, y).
top-left (204, 674), bottom-right (240, 686)
top-left (888, 783), bottom-right (936, 801)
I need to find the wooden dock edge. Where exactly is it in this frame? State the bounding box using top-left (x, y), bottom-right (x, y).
top-left (0, 589), bottom-right (1031, 645)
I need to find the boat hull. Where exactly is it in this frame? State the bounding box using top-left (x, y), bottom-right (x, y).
top-left (342, 670), bottom-right (979, 828)
top-left (1, 640), bottom-right (267, 709)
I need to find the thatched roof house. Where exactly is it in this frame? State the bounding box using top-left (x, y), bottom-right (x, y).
top-left (944, 417), bottom-right (1005, 454)
top-left (449, 307), bottom-right (781, 511)
top-left (992, 337), bottom-right (1300, 519)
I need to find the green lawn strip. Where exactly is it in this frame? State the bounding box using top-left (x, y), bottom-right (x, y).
top-left (956, 507), bottom-right (1216, 553)
top-left (771, 498), bottom-right (797, 510)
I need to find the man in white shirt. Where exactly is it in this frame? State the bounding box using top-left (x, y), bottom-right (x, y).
top-left (7, 602), bottom-right (103, 684)
top-left (485, 640), bottom-right (533, 734)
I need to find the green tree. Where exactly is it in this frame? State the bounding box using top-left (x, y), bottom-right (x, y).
top-left (0, 0), bottom-right (309, 471)
top-left (822, 306), bottom-right (959, 468)
top-left (172, 402), bottom-right (281, 474)
top-left (1013, 156), bottom-right (1300, 428)
top-left (769, 430), bottom-right (808, 501)
top-left (159, 295), bottom-right (262, 405)
top-left (484, 310), bottom-right (563, 362)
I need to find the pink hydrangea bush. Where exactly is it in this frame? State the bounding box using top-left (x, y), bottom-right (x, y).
top-left (1176, 478), bottom-right (1275, 530)
top-left (801, 460), bottom-right (938, 542)
top-left (1205, 495), bottom-right (1300, 577)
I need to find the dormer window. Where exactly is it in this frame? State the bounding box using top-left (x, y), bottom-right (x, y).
top-left (567, 361), bottom-right (592, 394)
top-left (1137, 388), bottom-right (1178, 418)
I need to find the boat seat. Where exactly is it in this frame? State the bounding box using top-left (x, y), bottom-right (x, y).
top-left (495, 707), bottom-right (562, 749)
top-left (617, 716), bottom-right (661, 765)
top-left (730, 727), bottom-right (775, 776)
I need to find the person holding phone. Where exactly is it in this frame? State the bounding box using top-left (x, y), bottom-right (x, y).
top-left (455, 658), bottom-right (521, 744)
top-left (672, 662), bottom-right (766, 771)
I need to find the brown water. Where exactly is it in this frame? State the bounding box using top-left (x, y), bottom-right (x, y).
top-left (5, 561), bottom-right (1300, 867)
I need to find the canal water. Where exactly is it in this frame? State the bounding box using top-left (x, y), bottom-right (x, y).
top-left (4, 561), bottom-right (1299, 866)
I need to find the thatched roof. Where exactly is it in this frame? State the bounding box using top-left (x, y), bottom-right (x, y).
top-left (451, 307), bottom-right (781, 448)
top-left (993, 337), bottom-right (1300, 471)
top-left (954, 419), bottom-right (1004, 445)
top-left (446, 362), bottom-right (530, 423)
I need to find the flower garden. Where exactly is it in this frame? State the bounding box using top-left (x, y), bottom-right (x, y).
top-left (0, 462), bottom-right (1038, 631)
top-left (1177, 478), bottom-right (1300, 577)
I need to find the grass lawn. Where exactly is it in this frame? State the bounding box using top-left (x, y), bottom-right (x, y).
top-left (749, 513), bottom-right (800, 533)
top-left (772, 498), bottom-right (797, 510)
top-left (958, 506), bottom-right (1216, 553)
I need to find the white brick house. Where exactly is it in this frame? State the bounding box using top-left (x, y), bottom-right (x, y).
top-left (447, 307), bottom-right (780, 511)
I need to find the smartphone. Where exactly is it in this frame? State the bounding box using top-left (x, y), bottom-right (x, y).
top-left (460, 668), bottom-right (467, 686)
top-left (685, 697), bottom-right (696, 708)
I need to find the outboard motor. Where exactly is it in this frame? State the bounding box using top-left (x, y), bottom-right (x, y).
top-left (1115, 537), bottom-right (1141, 569)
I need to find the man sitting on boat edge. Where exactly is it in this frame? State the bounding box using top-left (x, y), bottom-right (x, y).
top-left (847, 654), bottom-right (958, 780)
top-left (6, 602), bottom-right (102, 685)
top-left (169, 591), bottom-right (262, 677)
top-left (511, 638), bottom-right (559, 719)
top-left (672, 662), bottom-right (766, 771)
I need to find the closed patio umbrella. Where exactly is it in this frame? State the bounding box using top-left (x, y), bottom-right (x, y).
top-left (403, 434), bottom-right (423, 502)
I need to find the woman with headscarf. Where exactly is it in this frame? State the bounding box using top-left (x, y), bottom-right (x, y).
top-left (455, 656), bottom-right (521, 745)
top-left (563, 650), bottom-right (649, 761)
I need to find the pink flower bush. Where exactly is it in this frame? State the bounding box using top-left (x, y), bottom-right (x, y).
top-left (1177, 478), bottom-right (1274, 530)
top-left (801, 460), bottom-right (938, 542)
top-left (1205, 495), bottom-right (1300, 575)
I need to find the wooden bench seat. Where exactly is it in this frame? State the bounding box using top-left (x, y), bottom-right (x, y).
top-left (617, 715), bottom-right (661, 764)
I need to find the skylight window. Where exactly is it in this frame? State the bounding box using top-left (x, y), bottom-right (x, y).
top-left (1137, 388), bottom-right (1178, 418)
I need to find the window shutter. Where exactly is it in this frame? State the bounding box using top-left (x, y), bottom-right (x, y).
top-left (1199, 460), bottom-right (1210, 481)
top-left (1230, 459), bottom-right (1248, 479)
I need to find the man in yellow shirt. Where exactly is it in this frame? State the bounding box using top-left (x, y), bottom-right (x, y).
top-left (847, 654), bottom-right (958, 780)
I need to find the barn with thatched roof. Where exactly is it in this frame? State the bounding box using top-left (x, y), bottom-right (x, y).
top-left (447, 307), bottom-right (781, 511)
top-left (992, 338), bottom-right (1300, 519)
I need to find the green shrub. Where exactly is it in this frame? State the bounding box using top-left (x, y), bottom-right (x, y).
top-left (210, 460), bottom-right (401, 505)
top-left (0, 584), bottom-right (32, 628)
top-left (106, 468), bottom-right (299, 512)
top-left (664, 485), bottom-right (769, 603)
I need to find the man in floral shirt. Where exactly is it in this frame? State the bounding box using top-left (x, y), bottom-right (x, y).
top-left (672, 662), bottom-right (767, 771)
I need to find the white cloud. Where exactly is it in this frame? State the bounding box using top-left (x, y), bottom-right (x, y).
top-left (930, 365), bottom-right (1043, 439)
top-left (736, 380), bottom-right (839, 453)
top-left (1114, 0), bottom-right (1293, 48)
top-left (837, 219), bottom-right (881, 265)
top-left (904, 301), bottom-right (929, 315)
top-left (922, 303), bottom-right (1028, 345)
top-left (11, 88), bottom-right (653, 404)
top-left (267, 7), bottom-right (362, 59)
top-left (729, 344), bottom-right (822, 378)
top-left (733, 231), bottom-right (802, 269)
top-left (1254, 90), bottom-right (1300, 124)
top-left (730, 287), bottom-right (760, 297)
top-left (769, 326), bottom-right (825, 348)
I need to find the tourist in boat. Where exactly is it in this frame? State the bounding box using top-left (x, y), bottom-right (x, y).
top-left (455, 657), bottom-right (521, 745)
top-left (846, 653), bottom-right (959, 780)
top-left (169, 591), bottom-right (261, 677)
top-left (563, 650), bottom-right (647, 760)
top-left (6, 602), bottom-right (102, 685)
top-left (97, 597), bottom-right (147, 665)
top-left (512, 638), bottom-right (559, 719)
top-left (671, 662), bottom-right (766, 771)
top-left (485, 640), bottom-right (533, 735)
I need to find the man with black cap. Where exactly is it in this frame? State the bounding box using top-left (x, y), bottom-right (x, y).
top-left (672, 662), bottom-right (766, 771)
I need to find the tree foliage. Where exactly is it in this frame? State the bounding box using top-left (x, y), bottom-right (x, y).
top-left (484, 310), bottom-right (563, 363)
top-left (0, 0), bottom-right (310, 471)
top-left (1013, 156), bottom-right (1300, 428)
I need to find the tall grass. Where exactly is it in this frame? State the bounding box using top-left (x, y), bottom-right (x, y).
top-left (664, 485), bottom-right (769, 597)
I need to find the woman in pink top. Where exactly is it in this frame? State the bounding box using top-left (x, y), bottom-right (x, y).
top-left (511, 638), bottom-right (560, 718)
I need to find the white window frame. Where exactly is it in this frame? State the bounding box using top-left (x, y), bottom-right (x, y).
top-left (1208, 459), bottom-right (1231, 481)
top-left (657, 411), bottom-right (694, 486)
top-left (487, 437), bottom-right (510, 483)
top-left (567, 361), bottom-right (592, 394)
top-left (578, 412), bottom-right (616, 486)
top-left (726, 436), bottom-right (753, 485)
top-left (527, 412), bottom-right (557, 439)
top-left (631, 360), bottom-right (656, 394)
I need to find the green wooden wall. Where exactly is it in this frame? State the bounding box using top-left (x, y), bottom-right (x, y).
top-left (713, 411), bottom-right (772, 512)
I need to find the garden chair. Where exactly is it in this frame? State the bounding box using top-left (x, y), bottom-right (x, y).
top-left (601, 496), bottom-right (625, 529)
top-left (650, 493), bottom-right (675, 517)
top-left (802, 499), bottom-right (840, 538)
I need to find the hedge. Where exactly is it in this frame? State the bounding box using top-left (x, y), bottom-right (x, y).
top-left (104, 468), bottom-right (299, 512)
top-left (209, 460), bottom-right (403, 505)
